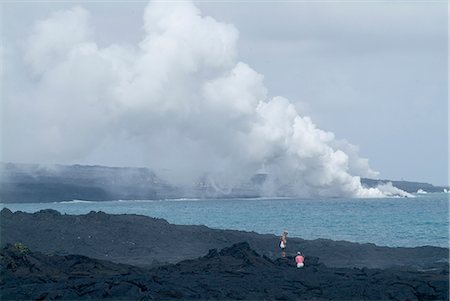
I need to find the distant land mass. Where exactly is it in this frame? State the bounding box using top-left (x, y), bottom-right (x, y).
top-left (360, 178), bottom-right (448, 194)
top-left (0, 162), bottom-right (448, 203)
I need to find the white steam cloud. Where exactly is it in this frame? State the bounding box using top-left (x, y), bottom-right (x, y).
top-left (3, 1), bottom-right (402, 198)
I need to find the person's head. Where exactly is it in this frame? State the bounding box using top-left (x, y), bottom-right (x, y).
top-left (297, 251), bottom-right (301, 255)
top-left (283, 230), bottom-right (288, 235)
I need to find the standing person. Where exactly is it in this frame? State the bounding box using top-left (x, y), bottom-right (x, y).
top-left (279, 231), bottom-right (288, 257)
top-left (295, 251), bottom-right (304, 268)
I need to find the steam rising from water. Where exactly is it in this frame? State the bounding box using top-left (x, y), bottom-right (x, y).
top-left (3, 1), bottom-right (405, 197)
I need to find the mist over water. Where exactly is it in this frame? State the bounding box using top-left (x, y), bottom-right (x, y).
top-left (3, 1), bottom-right (412, 198)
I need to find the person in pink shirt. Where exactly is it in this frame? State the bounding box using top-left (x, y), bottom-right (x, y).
top-left (295, 251), bottom-right (304, 268)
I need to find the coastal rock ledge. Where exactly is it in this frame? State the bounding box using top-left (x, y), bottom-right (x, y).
top-left (1, 208), bottom-right (448, 270)
top-left (1, 242), bottom-right (448, 300)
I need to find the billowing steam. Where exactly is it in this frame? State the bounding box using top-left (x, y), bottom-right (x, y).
top-left (2, 1), bottom-right (405, 198)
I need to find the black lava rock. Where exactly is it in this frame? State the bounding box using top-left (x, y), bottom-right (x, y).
top-left (1, 242), bottom-right (448, 300)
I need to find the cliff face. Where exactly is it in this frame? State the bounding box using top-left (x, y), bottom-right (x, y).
top-left (1, 242), bottom-right (448, 300)
top-left (360, 178), bottom-right (448, 193)
top-left (0, 163), bottom-right (169, 202)
top-left (1, 162), bottom-right (447, 203)
top-left (0, 163), bottom-right (262, 203)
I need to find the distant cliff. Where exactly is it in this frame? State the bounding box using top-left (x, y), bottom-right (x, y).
top-left (0, 163), bottom-right (259, 203)
top-left (0, 163), bottom-right (172, 202)
top-left (0, 162), bottom-right (447, 203)
top-left (360, 178), bottom-right (448, 193)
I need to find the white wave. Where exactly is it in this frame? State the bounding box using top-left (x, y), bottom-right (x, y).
top-left (56, 199), bottom-right (95, 204)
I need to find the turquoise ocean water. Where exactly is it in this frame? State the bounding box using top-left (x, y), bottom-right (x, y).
top-left (1, 193), bottom-right (448, 248)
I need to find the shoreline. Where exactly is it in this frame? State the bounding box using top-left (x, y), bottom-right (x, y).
top-left (1, 208), bottom-right (448, 300)
top-left (2, 191), bottom-right (449, 205)
top-left (1, 197), bottom-right (448, 249)
top-left (1, 208), bottom-right (448, 269)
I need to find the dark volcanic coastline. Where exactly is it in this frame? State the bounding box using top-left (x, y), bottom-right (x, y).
top-left (1, 209), bottom-right (449, 300)
top-left (2, 242), bottom-right (448, 300)
top-left (1, 163), bottom-right (448, 202)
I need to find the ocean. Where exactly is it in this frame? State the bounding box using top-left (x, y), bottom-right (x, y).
top-left (1, 193), bottom-right (448, 248)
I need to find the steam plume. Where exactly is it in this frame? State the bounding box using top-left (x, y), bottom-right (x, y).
top-left (2, 1), bottom-right (404, 198)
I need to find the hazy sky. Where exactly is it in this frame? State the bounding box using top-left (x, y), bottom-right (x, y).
top-left (1, 1), bottom-right (447, 189)
top-left (200, 1), bottom-right (448, 186)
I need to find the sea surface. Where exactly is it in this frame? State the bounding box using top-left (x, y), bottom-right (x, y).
top-left (1, 193), bottom-right (449, 248)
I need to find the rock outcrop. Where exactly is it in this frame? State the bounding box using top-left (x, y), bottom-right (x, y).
top-left (1, 243), bottom-right (448, 300)
top-left (1, 208), bottom-right (447, 270)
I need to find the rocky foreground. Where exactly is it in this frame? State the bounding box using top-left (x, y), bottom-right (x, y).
top-left (1, 242), bottom-right (448, 300)
top-left (0, 209), bottom-right (449, 300)
top-left (1, 209), bottom-right (448, 269)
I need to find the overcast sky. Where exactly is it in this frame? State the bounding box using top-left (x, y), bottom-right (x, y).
top-left (1, 1), bottom-right (447, 188)
top-left (199, 1), bottom-right (448, 186)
